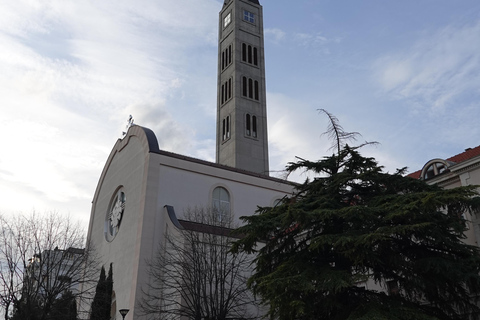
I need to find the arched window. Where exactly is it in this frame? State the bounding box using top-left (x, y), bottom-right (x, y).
top-left (242, 43), bottom-right (247, 62)
top-left (212, 187), bottom-right (230, 221)
top-left (248, 78), bottom-right (253, 98)
top-left (242, 77), bottom-right (247, 96)
top-left (421, 159), bottom-right (451, 180)
top-left (252, 115), bottom-right (257, 138)
top-left (222, 116), bottom-right (231, 141)
top-left (246, 114), bottom-right (251, 136)
top-left (253, 47), bottom-right (258, 66)
top-left (248, 45), bottom-right (252, 64)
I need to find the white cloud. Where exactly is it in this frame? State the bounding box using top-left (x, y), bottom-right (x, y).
top-left (0, 0), bottom-right (220, 223)
top-left (265, 28), bottom-right (286, 43)
top-left (374, 20), bottom-right (480, 113)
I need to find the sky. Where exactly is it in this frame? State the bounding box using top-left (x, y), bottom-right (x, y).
top-left (1, 0), bottom-right (480, 228)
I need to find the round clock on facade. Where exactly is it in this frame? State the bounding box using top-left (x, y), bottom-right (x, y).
top-left (104, 189), bottom-right (126, 242)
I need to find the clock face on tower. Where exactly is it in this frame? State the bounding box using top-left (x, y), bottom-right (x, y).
top-left (104, 189), bottom-right (126, 242)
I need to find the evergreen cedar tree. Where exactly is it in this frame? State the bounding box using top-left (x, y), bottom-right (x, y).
top-left (90, 264), bottom-right (113, 320)
top-left (232, 110), bottom-right (480, 320)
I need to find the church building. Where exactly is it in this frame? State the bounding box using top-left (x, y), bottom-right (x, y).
top-left (84, 1), bottom-right (293, 319)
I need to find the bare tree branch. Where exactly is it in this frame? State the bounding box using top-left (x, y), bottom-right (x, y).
top-left (0, 212), bottom-right (99, 320)
top-left (139, 207), bottom-right (260, 320)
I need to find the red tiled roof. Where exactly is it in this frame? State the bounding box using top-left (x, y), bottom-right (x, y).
top-left (407, 145), bottom-right (480, 179)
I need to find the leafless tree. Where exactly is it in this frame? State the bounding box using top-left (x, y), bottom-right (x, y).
top-left (140, 207), bottom-right (260, 320)
top-left (0, 212), bottom-right (99, 320)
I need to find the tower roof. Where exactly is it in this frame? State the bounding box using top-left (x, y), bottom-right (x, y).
top-left (224, 0), bottom-right (260, 5)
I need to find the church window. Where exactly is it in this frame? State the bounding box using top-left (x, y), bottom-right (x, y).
top-left (224, 12), bottom-right (231, 28)
top-left (242, 76), bottom-right (259, 101)
top-left (221, 78), bottom-right (232, 104)
top-left (221, 44), bottom-right (233, 71)
top-left (242, 76), bottom-right (247, 96)
top-left (241, 43), bottom-right (258, 67)
top-left (248, 78), bottom-right (253, 98)
top-left (222, 116), bottom-right (231, 141)
top-left (245, 114), bottom-right (258, 138)
top-left (243, 10), bottom-right (255, 23)
top-left (212, 187), bottom-right (230, 221)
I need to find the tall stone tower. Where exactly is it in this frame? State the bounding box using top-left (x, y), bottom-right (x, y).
top-left (216, 0), bottom-right (269, 175)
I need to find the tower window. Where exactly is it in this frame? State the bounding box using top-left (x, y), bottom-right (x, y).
top-left (248, 78), bottom-right (253, 99)
top-left (245, 114), bottom-right (258, 138)
top-left (241, 43), bottom-right (258, 67)
top-left (221, 77), bottom-right (233, 104)
top-left (222, 116), bottom-right (231, 141)
top-left (242, 76), bottom-right (259, 101)
top-left (246, 114), bottom-right (251, 136)
top-left (243, 10), bottom-right (255, 23)
top-left (224, 12), bottom-right (232, 28)
top-left (221, 44), bottom-right (233, 71)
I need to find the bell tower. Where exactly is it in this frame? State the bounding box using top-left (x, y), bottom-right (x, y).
top-left (216, 0), bottom-right (269, 175)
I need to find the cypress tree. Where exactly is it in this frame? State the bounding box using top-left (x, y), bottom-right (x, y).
top-left (90, 266), bottom-right (107, 320)
top-left (104, 263), bottom-right (113, 320)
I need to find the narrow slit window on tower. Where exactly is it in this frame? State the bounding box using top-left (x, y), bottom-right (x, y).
top-left (222, 119), bottom-right (226, 141)
top-left (221, 84), bottom-right (225, 104)
top-left (242, 43), bottom-right (247, 62)
top-left (248, 45), bottom-right (252, 64)
top-left (246, 114), bottom-right (251, 136)
top-left (252, 116), bottom-right (257, 138)
top-left (228, 44), bottom-right (232, 65)
top-left (228, 78), bottom-right (232, 99)
top-left (222, 116), bottom-right (231, 141)
top-left (226, 116), bottom-right (230, 139)
top-left (222, 51), bottom-right (225, 70)
top-left (254, 80), bottom-right (259, 100)
top-left (242, 77), bottom-right (247, 96)
top-left (243, 10), bottom-right (255, 23)
top-left (253, 47), bottom-right (258, 66)
top-left (224, 82), bottom-right (228, 103)
top-left (248, 78), bottom-right (253, 98)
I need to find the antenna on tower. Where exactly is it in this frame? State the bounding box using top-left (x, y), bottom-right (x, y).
top-left (122, 115), bottom-right (134, 137)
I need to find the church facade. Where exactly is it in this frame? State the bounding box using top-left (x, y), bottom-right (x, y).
top-left (84, 1), bottom-right (293, 319)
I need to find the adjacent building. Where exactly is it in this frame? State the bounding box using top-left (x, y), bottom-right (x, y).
top-left (408, 145), bottom-right (480, 247)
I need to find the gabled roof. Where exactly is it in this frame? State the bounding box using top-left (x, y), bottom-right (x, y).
top-left (408, 145), bottom-right (480, 179)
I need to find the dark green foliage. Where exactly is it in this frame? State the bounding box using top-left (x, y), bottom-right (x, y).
top-left (233, 144), bottom-right (480, 320)
top-left (90, 265), bottom-right (113, 320)
top-left (10, 291), bottom-right (76, 320)
top-left (49, 291), bottom-right (77, 320)
top-left (10, 298), bottom-right (41, 320)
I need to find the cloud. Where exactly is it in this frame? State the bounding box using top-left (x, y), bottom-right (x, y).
top-left (374, 20), bottom-right (480, 113)
top-left (265, 28), bottom-right (286, 43)
top-left (0, 0), bottom-right (221, 222)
